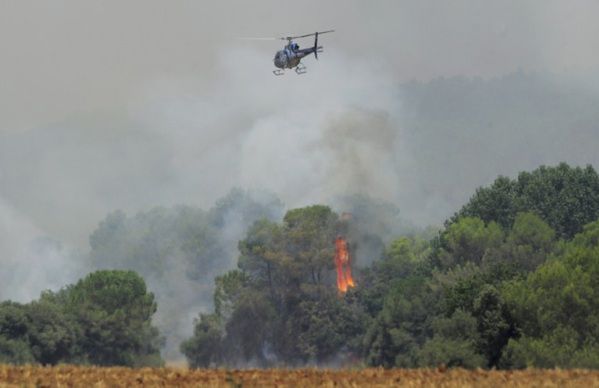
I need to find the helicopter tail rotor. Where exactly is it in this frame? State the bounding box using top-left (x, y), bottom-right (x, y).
top-left (314, 32), bottom-right (318, 59)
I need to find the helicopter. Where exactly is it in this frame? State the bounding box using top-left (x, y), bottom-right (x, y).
top-left (242, 30), bottom-right (334, 75)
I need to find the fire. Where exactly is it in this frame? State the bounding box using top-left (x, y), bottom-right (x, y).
top-left (335, 236), bottom-right (355, 293)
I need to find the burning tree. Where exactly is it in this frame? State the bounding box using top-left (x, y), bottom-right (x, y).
top-left (335, 236), bottom-right (355, 293)
top-left (183, 205), bottom-right (368, 367)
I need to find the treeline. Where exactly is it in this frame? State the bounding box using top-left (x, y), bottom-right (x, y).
top-left (182, 163), bottom-right (599, 368)
top-left (0, 271), bottom-right (162, 366)
top-left (2, 163), bottom-right (599, 368)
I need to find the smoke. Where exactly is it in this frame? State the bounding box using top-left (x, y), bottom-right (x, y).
top-left (0, 198), bottom-right (85, 302)
top-left (321, 108), bottom-right (401, 203)
top-left (130, 47), bottom-right (440, 228)
top-left (144, 249), bottom-right (215, 363)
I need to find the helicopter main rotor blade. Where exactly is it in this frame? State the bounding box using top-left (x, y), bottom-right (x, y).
top-left (238, 30), bottom-right (335, 42)
top-left (237, 37), bottom-right (279, 41)
top-left (282, 30), bottom-right (335, 40)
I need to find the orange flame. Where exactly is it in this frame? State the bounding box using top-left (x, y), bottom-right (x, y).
top-left (335, 236), bottom-right (355, 293)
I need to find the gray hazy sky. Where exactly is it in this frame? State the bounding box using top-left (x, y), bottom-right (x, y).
top-left (2, 1), bottom-right (599, 132)
top-left (2, 1), bottom-right (599, 300)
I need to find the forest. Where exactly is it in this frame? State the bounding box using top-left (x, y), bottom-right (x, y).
top-left (2, 162), bottom-right (599, 369)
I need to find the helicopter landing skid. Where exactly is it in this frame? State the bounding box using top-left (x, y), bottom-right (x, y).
top-left (273, 69), bottom-right (285, 76)
top-left (295, 64), bottom-right (307, 74)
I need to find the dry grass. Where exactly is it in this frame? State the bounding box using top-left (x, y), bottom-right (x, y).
top-left (1, 365), bottom-right (599, 387)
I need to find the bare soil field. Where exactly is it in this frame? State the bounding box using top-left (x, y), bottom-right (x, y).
top-left (1, 365), bottom-right (599, 387)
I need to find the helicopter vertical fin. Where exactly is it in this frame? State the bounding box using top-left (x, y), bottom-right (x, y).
top-left (314, 32), bottom-right (318, 59)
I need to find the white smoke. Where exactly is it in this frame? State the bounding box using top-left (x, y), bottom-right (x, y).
top-left (0, 197), bottom-right (84, 302)
top-left (134, 47), bottom-right (406, 212)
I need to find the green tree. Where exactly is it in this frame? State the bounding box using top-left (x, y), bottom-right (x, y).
top-left (416, 309), bottom-right (485, 368)
top-left (358, 236), bottom-right (430, 317)
top-left (362, 275), bottom-right (431, 368)
top-left (439, 217), bottom-right (503, 268)
top-left (0, 271), bottom-right (163, 366)
top-left (63, 270), bottom-right (163, 366)
top-left (472, 285), bottom-right (513, 367)
top-left (360, 236), bottom-right (438, 368)
top-left (453, 176), bottom-right (517, 229)
top-left (283, 205), bottom-right (338, 286)
top-left (501, 326), bottom-right (599, 369)
top-left (180, 313), bottom-right (223, 368)
top-left (283, 291), bottom-right (367, 364)
top-left (0, 300), bottom-right (75, 365)
top-left (238, 219), bottom-right (286, 304)
top-left (213, 270), bottom-right (250, 321)
top-left (455, 163), bottom-right (599, 239)
top-left (0, 337), bottom-right (34, 364)
top-left (0, 302), bottom-right (34, 364)
top-left (501, 221), bottom-right (599, 368)
top-left (25, 300), bottom-right (77, 365)
top-left (483, 212), bottom-right (556, 273)
top-left (222, 289), bottom-right (275, 365)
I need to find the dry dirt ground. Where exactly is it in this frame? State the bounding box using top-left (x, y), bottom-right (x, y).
top-left (1, 365), bottom-right (599, 387)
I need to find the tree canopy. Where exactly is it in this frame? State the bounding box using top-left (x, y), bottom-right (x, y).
top-left (0, 270), bottom-right (162, 366)
top-left (454, 163), bottom-right (599, 239)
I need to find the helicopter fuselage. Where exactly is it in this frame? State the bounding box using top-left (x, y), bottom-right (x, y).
top-left (273, 43), bottom-right (318, 69)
